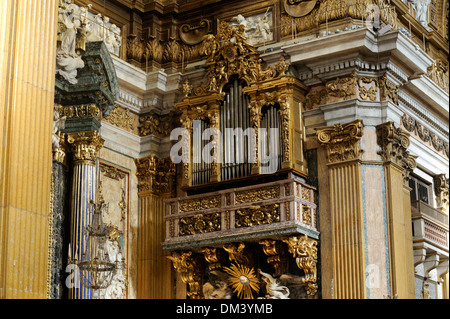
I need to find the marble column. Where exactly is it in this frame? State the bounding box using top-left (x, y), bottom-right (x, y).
top-left (0, 0), bottom-right (59, 299)
top-left (66, 131), bottom-right (104, 299)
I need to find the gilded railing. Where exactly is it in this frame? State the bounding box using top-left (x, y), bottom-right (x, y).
top-left (163, 178), bottom-right (318, 250)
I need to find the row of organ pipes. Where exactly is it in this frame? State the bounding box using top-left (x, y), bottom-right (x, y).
top-left (191, 78), bottom-right (282, 186)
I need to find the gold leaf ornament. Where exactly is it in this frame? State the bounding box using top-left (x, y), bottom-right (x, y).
top-left (224, 264), bottom-right (260, 299)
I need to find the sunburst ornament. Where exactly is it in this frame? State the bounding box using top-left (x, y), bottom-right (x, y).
top-left (224, 264), bottom-right (260, 299)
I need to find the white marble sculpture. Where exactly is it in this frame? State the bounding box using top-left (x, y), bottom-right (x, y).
top-left (52, 109), bottom-right (66, 152)
top-left (98, 238), bottom-right (127, 299)
top-left (203, 270), bottom-right (232, 299)
top-left (229, 10), bottom-right (273, 46)
top-left (259, 270), bottom-right (290, 299)
top-left (56, 0), bottom-right (90, 84)
top-left (86, 14), bottom-right (122, 56)
top-left (408, 0), bottom-right (432, 29)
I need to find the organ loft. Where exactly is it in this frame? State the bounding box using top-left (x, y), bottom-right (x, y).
top-left (0, 0), bottom-right (448, 300)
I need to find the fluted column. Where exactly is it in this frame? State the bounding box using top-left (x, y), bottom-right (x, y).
top-left (66, 131), bottom-right (104, 299)
top-left (134, 155), bottom-right (176, 298)
top-left (0, 0), bottom-right (59, 299)
top-left (316, 119), bottom-right (366, 299)
top-left (376, 122), bottom-right (417, 299)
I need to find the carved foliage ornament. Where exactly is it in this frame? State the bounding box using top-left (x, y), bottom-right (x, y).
top-left (376, 122), bottom-right (417, 184)
top-left (179, 213), bottom-right (221, 236)
top-left (401, 113), bottom-right (449, 158)
top-left (185, 21), bottom-right (280, 97)
top-left (282, 235), bottom-right (319, 296)
top-left (235, 204), bottom-right (280, 228)
top-left (134, 155), bottom-right (176, 194)
top-left (316, 119), bottom-right (364, 163)
top-left (66, 130), bottom-right (104, 164)
top-left (167, 251), bottom-right (204, 299)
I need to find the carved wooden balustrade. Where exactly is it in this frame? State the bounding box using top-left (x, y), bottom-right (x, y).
top-left (162, 177), bottom-right (319, 250)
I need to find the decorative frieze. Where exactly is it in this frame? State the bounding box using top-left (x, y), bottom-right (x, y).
top-left (379, 74), bottom-right (399, 105)
top-left (376, 121), bottom-right (417, 185)
top-left (104, 106), bottom-right (135, 132)
top-left (401, 113), bottom-right (449, 158)
top-left (316, 119), bottom-right (364, 163)
top-left (235, 186), bottom-right (280, 204)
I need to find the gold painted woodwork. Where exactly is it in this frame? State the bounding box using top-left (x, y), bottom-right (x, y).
top-left (167, 251), bottom-right (203, 299)
top-left (259, 240), bottom-right (288, 277)
top-left (376, 122), bottom-right (417, 299)
top-left (316, 120), bottom-right (366, 299)
top-left (0, 0), bottom-right (59, 299)
top-left (282, 235), bottom-right (319, 296)
top-left (135, 154), bottom-right (176, 299)
top-left (201, 247), bottom-right (227, 271)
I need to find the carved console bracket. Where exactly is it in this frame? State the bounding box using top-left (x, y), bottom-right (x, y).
top-left (434, 174), bottom-right (449, 211)
top-left (167, 251), bottom-right (204, 299)
top-left (316, 119), bottom-right (364, 164)
top-left (259, 240), bottom-right (288, 277)
top-left (376, 122), bottom-right (417, 185)
top-left (282, 235), bottom-right (319, 296)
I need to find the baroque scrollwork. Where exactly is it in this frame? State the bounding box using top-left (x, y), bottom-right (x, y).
top-left (282, 235), bottom-right (319, 296)
top-left (235, 186), bottom-right (280, 204)
top-left (179, 213), bottom-right (221, 236)
top-left (316, 119), bottom-right (364, 163)
top-left (401, 113), bottom-right (449, 158)
top-left (104, 106), bottom-right (134, 132)
top-left (167, 251), bottom-right (204, 299)
top-left (235, 204), bottom-right (280, 228)
top-left (139, 111), bottom-right (176, 137)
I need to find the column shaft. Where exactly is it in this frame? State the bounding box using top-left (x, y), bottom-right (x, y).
top-left (0, 0), bottom-right (58, 299)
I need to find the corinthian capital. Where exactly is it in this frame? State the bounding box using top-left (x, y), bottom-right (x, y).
top-left (316, 119), bottom-right (364, 164)
top-left (376, 122), bottom-right (417, 185)
top-left (66, 130), bottom-right (104, 165)
top-left (134, 155), bottom-right (176, 195)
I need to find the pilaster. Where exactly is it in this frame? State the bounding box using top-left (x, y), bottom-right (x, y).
top-left (316, 119), bottom-right (367, 299)
top-left (376, 121), bottom-right (417, 299)
top-left (134, 155), bottom-right (176, 298)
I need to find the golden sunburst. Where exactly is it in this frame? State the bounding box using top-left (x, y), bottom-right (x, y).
top-left (224, 264), bottom-right (260, 299)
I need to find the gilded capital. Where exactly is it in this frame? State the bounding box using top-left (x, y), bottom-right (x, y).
top-left (316, 119), bottom-right (364, 164)
top-left (66, 130), bottom-right (104, 165)
top-left (376, 122), bottom-right (417, 184)
top-left (134, 155), bottom-right (176, 195)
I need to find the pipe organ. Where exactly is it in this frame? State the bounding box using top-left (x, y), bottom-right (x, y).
top-left (167, 22), bottom-right (315, 299)
top-left (220, 78), bottom-right (252, 181)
